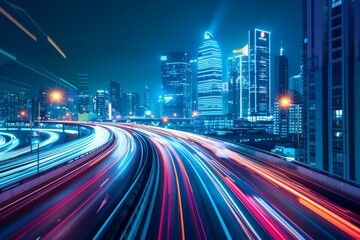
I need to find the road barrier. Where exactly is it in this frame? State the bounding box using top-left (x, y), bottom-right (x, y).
top-left (221, 140), bottom-right (360, 199)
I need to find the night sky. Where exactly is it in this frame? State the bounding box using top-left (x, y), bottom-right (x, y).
top-left (10, 0), bottom-right (302, 98)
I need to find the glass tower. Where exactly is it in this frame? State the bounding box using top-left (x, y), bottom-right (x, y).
top-left (249, 29), bottom-right (271, 121)
top-left (197, 32), bottom-right (223, 116)
top-left (228, 44), bottom-right (249, 119)
top-left (161, 52), bottom-right (192, 118)
top-left (303, 0), bottom-right (360, 182)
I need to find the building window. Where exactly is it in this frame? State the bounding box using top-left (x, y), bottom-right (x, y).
top-left (333, 152), bottom-right (343, 176)
top-left (334, 131), bottom-right (343, 138)
top-left (333, 109), bottom-right (342, 119)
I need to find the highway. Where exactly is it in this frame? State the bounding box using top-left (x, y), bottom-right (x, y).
top-left (1, 123), bottom-right (359, 239)
top-left (0, 126), bottom-right (110, 190)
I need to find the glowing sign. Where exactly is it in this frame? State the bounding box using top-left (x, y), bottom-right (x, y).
top-left (260, 31), bottom-right (265, 38)
top-left (161, 56), bottom-right (167, 61)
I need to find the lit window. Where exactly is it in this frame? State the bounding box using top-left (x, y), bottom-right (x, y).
top-left (333, 109), bottom-right (342, 118)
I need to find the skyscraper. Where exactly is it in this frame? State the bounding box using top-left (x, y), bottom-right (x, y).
top-left (96, 90), bottom-right (108, 120)
top-left (123, 92), bottom-right (140, 117)
top-left (228, 44), bottom-right (249, 119)
top-left (77, 74), bottom-right (90, 114)
top-left (144, 85), bottom-right (151, 116)
top-left (109, 81), bottom-right (122, 117)
top-left (248, 29), bottom-right (271, 121)
top-left (303, 0), bottom-right (360, 182)
top-left (197, 32), bottom-right (223, 116)
top-left (273, 47), bottom-right (290, 138)
top-left (161, 52), bottom-right (192, 118)
top-left (78, 74), bottom-right (89, 95)
top-left (274, 49), bottom-right (289, 98)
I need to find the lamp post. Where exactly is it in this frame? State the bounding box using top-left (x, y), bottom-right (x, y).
top-left (51, 91), bottom-right (61, 120)
top-left (36, 91), bottom-right (62, 176)
top-left (279, 96), bottom-right (300, 161)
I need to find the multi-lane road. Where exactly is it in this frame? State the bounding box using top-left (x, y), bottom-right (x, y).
top-left (1, 123), bottom-right (359, 239)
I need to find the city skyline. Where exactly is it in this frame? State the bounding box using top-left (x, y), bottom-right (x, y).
top-left (1, 1), bottom-right (360, 239)
top-left (6, 0), bottom-right (302, 96)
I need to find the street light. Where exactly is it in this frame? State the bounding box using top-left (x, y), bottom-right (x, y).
top-left (279, 96), bottom-right (291, 108)
top-left (50, 90), bottom-right (62, 120)
top-left (36, 90), bottom-right (62, 175)
top-left (278, 96), bottom-right (300, 161)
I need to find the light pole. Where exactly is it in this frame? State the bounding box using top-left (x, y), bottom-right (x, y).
top-left (36, 91), bottom-right (62, 176)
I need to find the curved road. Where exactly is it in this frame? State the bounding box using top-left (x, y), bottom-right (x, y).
top-left (0, 123), bottom-right (359, 239)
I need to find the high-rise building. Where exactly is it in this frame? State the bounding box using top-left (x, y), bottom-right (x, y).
top-left (96, 90), bottom-right (108, 120)
top-left (228, 45), bottom-right (249, 119)
top-left (161, 52), bottom-right (192, 118)
top-left (144, 85), bottom-right (151, 116)
top-left (78, 74), bottom-right (89, 95)
top-left (303, 0), bottom-right (360, 182)
top-left (0, 96), bottom-right (4, 120)
top-left (289, 69), bottom-right (303, 97)
top-left (109, 81), bottom-right (122, 118)
top-left (77, 73), bottom-right (91, 114)
top-left (222, 82), bottom-right (229, 115)
top-left (190, 59), bottom-right (198, 112)
top-left (273, 47), bottom-right (290, 138)
top-left (197, 32), bottom-right (223, 116)
top-left (123, 92), bottom-right (140, 117)
top-left (274, 49), bottom-right (288, 98)
top-left (3, 94), bottom-right (17, 120)
top-left (249, 29), bottom-right (271, 121)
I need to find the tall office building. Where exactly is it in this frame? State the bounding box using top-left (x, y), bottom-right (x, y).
top-left (96, 90), bottom-right (108, 120)
top-left (197, 32), bottom-right (223, 116)
top-left (228, 45), bottom-right (249, 119)
top-left (77, 74), bottom-right (90, 114)
top-left (3, 94), bottom-right (17, 120)
top-left (289, 70), bottom-right (304, 97)
top-left (222, 82), bottom-right (229, 115)
top-left (274, 48), bottom-right (289, 98)
top-left (0, 96), bottom-right (4, 120)
top-left (303, 0), bottom-right (360, 182)
top-left (123, 92), bottom-right (140, 117)
top-left (190, 59), bottom-right (198, 111)
top-left (249, 29), bottom-right (271, 121)
top-left (109, 81), bottom-right (122, 117)
top-left (78, 74), bottom-right (89, 95)
top-left (273, 47), bottom-right (290, 137)
top-left (144, 85), bottom-right (151, 116)
top-left (161, 52), bottom-right (192, 118)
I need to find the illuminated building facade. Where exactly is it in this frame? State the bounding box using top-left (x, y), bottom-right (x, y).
top-left (109, 80), bottom-right (122, 117)
top-left (303, 0), bottom-right (360, 182)
top-left (228, 45), bottom-right (249, 119)
top-left (248, 29), bottom-right (271, 121)
top-left (161, 52), bottom-right (192, 118)
top-left (96, 90), bottom-right (108, 120)
top-left (197, 32), bottom-right (223, 116)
